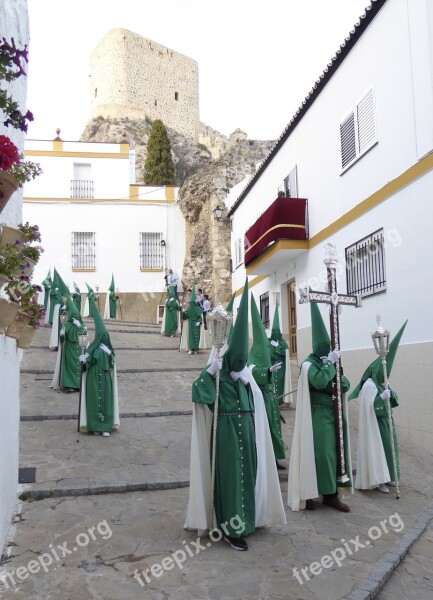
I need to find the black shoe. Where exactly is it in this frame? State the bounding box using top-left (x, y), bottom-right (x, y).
top-left (305, 499), bottom-right (316, 510)
top-left (223, 535), bottom-right (248, 551)
top-left (64, 387), bottom-right (78, 393)
top-left (276, 461), bottom-right (286, 470)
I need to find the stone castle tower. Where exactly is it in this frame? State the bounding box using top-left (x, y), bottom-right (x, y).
top-left (89, 29), bottom-right (199, 139)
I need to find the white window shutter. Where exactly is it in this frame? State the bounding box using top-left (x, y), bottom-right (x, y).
top-left (357, 88), bottom-right (376, 154)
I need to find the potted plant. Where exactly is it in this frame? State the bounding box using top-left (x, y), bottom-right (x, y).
top-left (0, 241), bottom-right (23, 284)
top-left (5, 284), bottom-right (45, 348)
top-left (0, 37), bottom-right (37, 213)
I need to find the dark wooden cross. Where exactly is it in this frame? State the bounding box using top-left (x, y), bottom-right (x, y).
top-left (299, 243), bottom-right (361, 483)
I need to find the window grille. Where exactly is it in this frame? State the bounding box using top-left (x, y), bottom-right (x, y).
top-left (234, 237), bottom-right (243, 268)
top-left (284, 165), bottom-right (298, 197)
top-left (71, 232), bottom-right (96, 269)
top-left (139, 232), bottom-right (164, 269)
top-left (345, 229), bottom-right (386, 298)
top-left (340, 88), bottom-right (377, 171)
top-left (260, 292), bottom-right (270, 328)
top-left (71, 163), bottom-right (94, 198)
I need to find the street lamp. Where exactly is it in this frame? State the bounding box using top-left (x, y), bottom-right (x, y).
top-left (213, 206), bottom-right (223, 221)
top-left (371, 316), bottom-right (399, 499)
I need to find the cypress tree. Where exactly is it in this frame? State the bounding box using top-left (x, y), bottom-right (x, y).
top-left (143, 119), bottom-right (175, 185)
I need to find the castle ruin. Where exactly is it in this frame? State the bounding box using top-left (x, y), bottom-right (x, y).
top-left (90, 29), bottom-right (199, 140)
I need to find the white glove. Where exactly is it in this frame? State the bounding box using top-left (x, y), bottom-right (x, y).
top-left (270, 340), bottom-right (278, 347)
top-left (99, 343), bottom-right (111, 355)
top-left (269, 362), bottom-right (282, 372)
top-left (72, 318), bottom-right (81, 327)
top-left (321, 349), bottom-right (341, 364)
top-left (60, 328), bottom-right (65, 336)
top-left (169, 298), bottom-right (174, 302)
top-left (195, 321), bottom-right (201, 327)
top-left (79, 353), bottom-right (88, 363)
top-left (380, 389), bottom-right (391, 400)
top-left (230, 366), bottom-right (250, 385)
top-left (206, 358), bottom-right (223, 376)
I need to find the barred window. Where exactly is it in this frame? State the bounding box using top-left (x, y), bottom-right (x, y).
top-left (139, 232), bottom-right (164, 269)
top-left (345, 229), bottom-right (386, 298)
top-left (278, 164), bottom-right (298, 197)
top-left (340, 88), bottom-right (377, 172)
top-left (71, 232), bottom-right (96, 270)
top-left (260, 292), bottom-right (270, 328)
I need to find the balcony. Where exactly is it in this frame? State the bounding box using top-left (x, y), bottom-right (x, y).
top-left (244, 196), bottom-right (309, 275)
top-left (70, 179), bottom-right (94, 199)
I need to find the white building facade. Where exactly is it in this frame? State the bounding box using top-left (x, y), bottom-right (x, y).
top-left (229, 0), bottom-right (433, 450)
top-left (0, 0), bottom-right (29, 554)
top-left (23, 138), bottom-right (185, 322)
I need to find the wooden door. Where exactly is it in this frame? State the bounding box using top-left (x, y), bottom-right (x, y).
top-left (287, 279), bottom-right (297, 358)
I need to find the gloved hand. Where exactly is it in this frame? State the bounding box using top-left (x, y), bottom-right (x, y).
top-left (206, 358), bottom-right (223, 375)
top-left (196, 321), bottom-right (201, 327)
top-left (321, 349), bottom-right (341, 364)
top-left (269, 362), bottom-right (282, 372)
top-left (270, 340), bottom-right (278, 347)
top-left (72, 318), bottom-right (81, 327)
top-left (380, 389), bottom-right (391, 400)
top-left (60, 328), bottom-right (65, 336)
top-left (99, 343), bottom-right (111, 355)
top-left (79, 353), bottom-right (88, 363)
top-left (230, 366), bottom-right (250, 385)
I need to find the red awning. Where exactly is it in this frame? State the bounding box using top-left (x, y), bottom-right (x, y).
top-left (244, 197), bottom-right (308, 266)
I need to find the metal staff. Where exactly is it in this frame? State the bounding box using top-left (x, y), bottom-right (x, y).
top-left (58, 308), bottom-right (68, 392)
top-left (275, 388), bottom-right (298, 401)
top-left (372, 317), bottom-right (400, 499)
top-left (207, 300), bottom-right (232, 529)
top-left (116, 288), bottom-right (123, 321)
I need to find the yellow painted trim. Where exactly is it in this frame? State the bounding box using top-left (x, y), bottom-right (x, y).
top-left (24, 150), bottom-right (130, 159)
top-left (234, 275), bottom-right (267, 298)
top-left (246, 223), bottom-right (306, 253)
top-left (140, 268), bottom-right (163, 272)
top-left (23, 197), bottom-right (168, 204)
top-left (244, 153), bottom-right (433, 274)
top-left (119, 142), bottom-right (130, 153)
top-left (72, 268), bottom-right (96, 272)
top-left (53, 140), bottom-right (63, 152)
top-left (165, 186), bottom-right (175, 202)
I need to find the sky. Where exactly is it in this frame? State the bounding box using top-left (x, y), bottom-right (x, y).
top-left (26, 0), bottom-right (371, 142)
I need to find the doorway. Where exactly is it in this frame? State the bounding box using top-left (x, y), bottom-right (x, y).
top-left (287, 279), bottom-right (297, 358)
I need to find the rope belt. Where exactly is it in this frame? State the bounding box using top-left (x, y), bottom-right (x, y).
top-left (218, 410), bottom-right (254, 417)
top-left (311, 403), bottom-right (333, 409)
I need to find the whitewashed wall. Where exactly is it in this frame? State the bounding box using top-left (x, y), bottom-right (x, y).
top-left (0, 0), bottom-right (29, 554)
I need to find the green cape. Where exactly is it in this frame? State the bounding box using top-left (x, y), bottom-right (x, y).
top-left (223, 278), bottom-right (249, 373)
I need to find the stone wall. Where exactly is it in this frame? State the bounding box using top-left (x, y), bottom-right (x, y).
top-left (178, 138), bottom-right (274, 304)
top-left (90, 29), bottom-right (199, 140)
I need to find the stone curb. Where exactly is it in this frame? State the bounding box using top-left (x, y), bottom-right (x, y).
top-left (20, 410), bottom-right (193, 421)
top-left (22, 367), bottom-right (201, 374)
top-left (342, 504), bottom-right (433, 600)
top-left (22, 480), bottom-right (191, 501)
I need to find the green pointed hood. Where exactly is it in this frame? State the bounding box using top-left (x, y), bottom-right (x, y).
top-left (187, 284), bottom-right (202, 321)
top-left (42, 269), bottom-right (52, 288)
top-left (52, 267), bottom-right (60, 290)
top-left (56, 271), bottom-right (70, 299)
top-left (225, 294), bottom-right (235, 313)
top-left (248, 293), bottom-right (271, 368)
top-left (109, 275), bottom-right (115, 293)
top-left (310, 301), bottom-right (330, 357)
top-left (86, 295), bottom-right (114, 356)
top-left (65, 295), bottom-right (82, 321)
top-left (73, 281), bottom-right (80, 294)
top-left (86, 282), bottom-right (93, 293)
top-left (167, 285), bottom-right (177, 300)
top-left (269, 302), bottom-right (289, 351)
top-left (224, 278), bottom-right (249, 373)
top-left (349, 320), bottom-right (408, 399)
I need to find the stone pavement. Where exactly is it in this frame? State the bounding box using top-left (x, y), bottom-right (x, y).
top-left (1, 322), bottom-right (433, 599)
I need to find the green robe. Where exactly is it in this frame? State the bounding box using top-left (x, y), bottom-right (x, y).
top-left (85, 347), bottom-right (115, 433)
top-left (60, 320), bottom-right (81, 389)
top-left (73, 292), bottom-right (81, 313)
top-left (269, 339), bottom-right (288, 399)
top-left (49, 288), bottom-right (60, 324)
top-left (182, 306), bottom-right (202, 351)
top-left (163, 296), bottom-right (180, 335)
top-left (251, 366), bottom-right (285, 460)
top-left (192, 369), bottom-right (257, 537)
top-left (109, 292), bottom-right (117, 319)
top-left (43, 283), bottom-right (51, 310)
top-left (307, 355), bottom-right (351, 495)
top-left (373, 386), bottom-right (400, 481)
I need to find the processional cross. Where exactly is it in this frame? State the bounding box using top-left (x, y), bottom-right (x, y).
top-left (299, 243), bottom-right (361, 483)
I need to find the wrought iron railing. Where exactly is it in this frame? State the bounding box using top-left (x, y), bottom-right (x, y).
top-left (345, 229), bottom-right (386, 297)
top-left (70, 180), bottom-right (94, 198)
